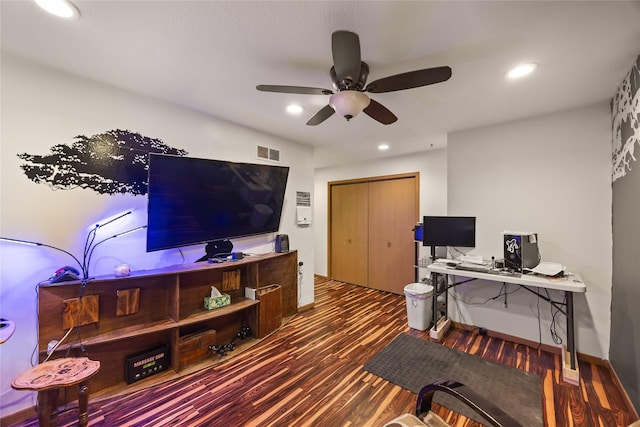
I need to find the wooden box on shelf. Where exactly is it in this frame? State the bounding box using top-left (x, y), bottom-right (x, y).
top-left (179, 329), bottom-right (217, 366)
top-left (258, 284), bottom-right (282, 338)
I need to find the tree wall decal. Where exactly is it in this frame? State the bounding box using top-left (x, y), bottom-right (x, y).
top-left (612, 55), bottom-right (640, 183)
top-left (17, 129), bottom-right (188, 195)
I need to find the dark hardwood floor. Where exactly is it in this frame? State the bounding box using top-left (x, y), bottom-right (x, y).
top-left (9, 276), bottom-right (638, 426)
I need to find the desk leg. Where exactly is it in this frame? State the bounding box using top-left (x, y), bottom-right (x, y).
top-left (432, 272), bottom-right (438, 331)
top-left (567, 291), bottom-right (575, 370)
top-left (561, 290), bottom-right (580, 385)
top-left (429, 272), bottom-right (451, 341)
top-left (37, 388), bottom-right (59, 427)
top-left (78, 381), bottom-right (90, 427)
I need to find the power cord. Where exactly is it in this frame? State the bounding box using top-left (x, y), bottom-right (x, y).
top-left (547, 289), bottom-right (564, 345)
top-left (298, 261), bottom-right (304, 307)
top-left (536, 291), bottom-right (542, 350)
top-left (465, 283), bottom-right (522, 306)
top-left (447, 288), bottom-right (479, 334)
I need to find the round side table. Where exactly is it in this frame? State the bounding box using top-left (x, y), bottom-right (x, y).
top-left (12, 357), bottom-right (100, 427)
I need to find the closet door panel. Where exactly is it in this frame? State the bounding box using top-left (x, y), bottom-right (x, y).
top-left (368, 177), bottom-right (417, 294)
top-left (330, 182), bottom-right (368, 286)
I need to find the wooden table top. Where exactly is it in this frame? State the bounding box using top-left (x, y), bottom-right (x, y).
top-left (12, 357), bottom-right (100, 391)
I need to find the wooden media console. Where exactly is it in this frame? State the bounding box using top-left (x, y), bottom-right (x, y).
top-left (37, 250), bottom-right (298, 401)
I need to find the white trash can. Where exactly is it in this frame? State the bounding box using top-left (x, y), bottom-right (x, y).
top-left (404, 282), bottom-right (433, 331)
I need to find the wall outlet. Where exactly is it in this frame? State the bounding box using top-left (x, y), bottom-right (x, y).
top-left (47, 339), bottom-right (59, 355)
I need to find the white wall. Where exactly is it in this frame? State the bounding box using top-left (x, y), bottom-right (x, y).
top-left (0, 54), bottom-right (315, 417)
top-left (313, 149), bottom-right (448, 276)
top-left (448, 102), bottom-right (612, 359)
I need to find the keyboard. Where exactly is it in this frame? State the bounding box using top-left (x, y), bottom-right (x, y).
top-left (454, 262), bottom-right (491, 273)
top-left (436, 258), bottom-right (460, 264)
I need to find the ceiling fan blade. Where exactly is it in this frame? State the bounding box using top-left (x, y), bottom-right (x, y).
top-left (363, 99), bottom-right (398, 125)
top-left (331, 30), bottom-right (361, 85)
top-left (365, 66), bottom-right (452, 93)
top-left (306, 105), bottom-right (335, 126)
top-left (257, 85), bottom-right (333, 95)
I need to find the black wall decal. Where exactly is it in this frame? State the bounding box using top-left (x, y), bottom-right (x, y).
top-left (17, 129), bottom-right (188, 195)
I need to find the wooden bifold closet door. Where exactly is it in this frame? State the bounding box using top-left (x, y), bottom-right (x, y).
top-left (329, 173), bottom-right (418, 295)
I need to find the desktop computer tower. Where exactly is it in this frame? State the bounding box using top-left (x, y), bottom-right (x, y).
top-left (503, 232), bottom-right (540, 272)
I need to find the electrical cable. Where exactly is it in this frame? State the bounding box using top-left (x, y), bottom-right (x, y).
top-left (82, 210), bottom-right (137, 277)
top-left (177, 248), bottom-right (186, 264)
top-left (536, 291), bottom-right (542, 350)
top-left (43, 327), bottom-right (74, 362)
top-left (84, 225), bottom-right (147, 274)
top-left (546, 289), bottom-right (565, 345)
top-left (82, 225), bottom-right (99, 279)
top-left (31, 283), bottom-right (41, 367)
top-left (449, 246), bottom-right (472, 258)
top-left (447, 288), bottom-right (477, 333)
top-left (298, 262), bottom-right (304, 307)
top-left (465, 283), bottom-right (522, 306)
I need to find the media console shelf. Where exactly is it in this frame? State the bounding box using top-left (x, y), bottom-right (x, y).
top-left (37, 250), bottom-right (297, 401)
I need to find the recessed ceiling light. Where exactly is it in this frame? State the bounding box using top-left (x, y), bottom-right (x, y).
top-left (286, 104), bottom-right (304, 114)
top-left (378, 144), bottom-right (390, 151)
top-left (507, 63), bottom-right (537, 79)
top-left (34, 0), bottom-right (80, 19)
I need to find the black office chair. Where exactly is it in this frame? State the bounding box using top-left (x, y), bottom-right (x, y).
top-left (384, 379), bottom-right (522, 427)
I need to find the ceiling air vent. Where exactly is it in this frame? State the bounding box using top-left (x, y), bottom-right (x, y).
top-left (257, 145), bottom-right (280, 162)
top-left (257, 145), bottom-right (269, 159)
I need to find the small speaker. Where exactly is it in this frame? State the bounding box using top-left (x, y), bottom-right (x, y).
top-left (275, 234), bottom-right (289, 253)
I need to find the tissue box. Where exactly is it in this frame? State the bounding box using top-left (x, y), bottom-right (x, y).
top-left (204, 294), bottom-right (230, 310)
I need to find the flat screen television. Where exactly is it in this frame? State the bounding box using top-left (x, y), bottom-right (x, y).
top-left (146, 154), bottom-right (289, 252)
top-left (422, 216), bottom-right (476, 247)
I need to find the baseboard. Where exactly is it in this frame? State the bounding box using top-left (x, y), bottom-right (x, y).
top-left (604, 359), bottom-right (640, 420)
top-left (297, 302), bottom-right (315, 313)
top-left (0, 405), bottom-right (36, 427)
top-left (452, 320), bottom-right (564, 356)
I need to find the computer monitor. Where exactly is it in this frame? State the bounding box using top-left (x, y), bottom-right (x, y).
top-left (422, 216), bottom-right (476, 248)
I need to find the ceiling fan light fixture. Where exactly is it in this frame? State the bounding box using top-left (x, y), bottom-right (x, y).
top-left (286, 104), bottom-right (304, 114)
top-left (329, 90), bottom-right (370, 121)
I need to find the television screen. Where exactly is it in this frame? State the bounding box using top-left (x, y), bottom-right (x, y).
top-left (146, 154), bottom-right (289, 252)
top-left (422, 216), bottom-right (476, 247)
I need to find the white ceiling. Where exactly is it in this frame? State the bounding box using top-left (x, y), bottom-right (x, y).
top-left (2, 1), bottom-right (640, 168)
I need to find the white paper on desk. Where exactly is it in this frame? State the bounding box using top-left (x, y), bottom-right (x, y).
top-left (530, 262), bottom-right (565, 276)
top-left (461, 254), bottom-right (484, 264)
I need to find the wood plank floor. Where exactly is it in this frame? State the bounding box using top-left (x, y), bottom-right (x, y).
top-left (10, 276), bottom-right (638, 427)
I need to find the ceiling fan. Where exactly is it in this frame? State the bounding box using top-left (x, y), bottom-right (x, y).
top-left (256, 30), bottom-right (452, 126)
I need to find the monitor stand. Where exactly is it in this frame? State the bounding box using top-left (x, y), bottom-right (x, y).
top-left (196, 239), bottom-right (233, 262)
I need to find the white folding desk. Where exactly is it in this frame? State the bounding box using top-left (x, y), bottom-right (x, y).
top-left (427, 263), bottom-right (586, 385)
